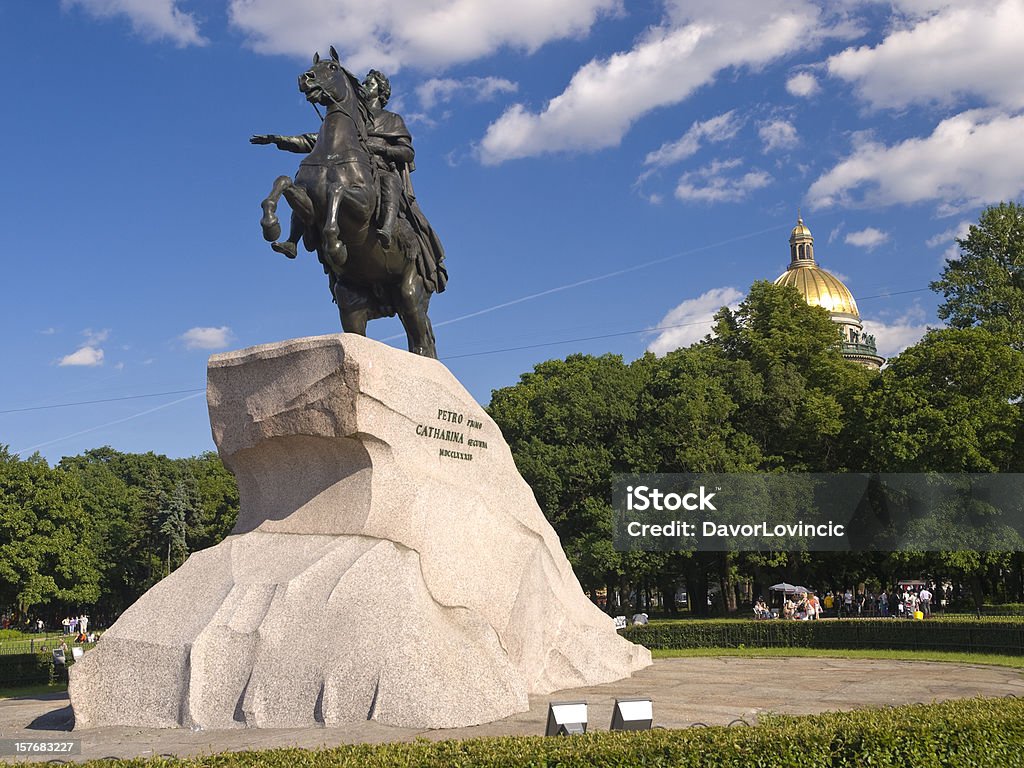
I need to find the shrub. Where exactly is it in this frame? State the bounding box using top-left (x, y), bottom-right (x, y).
top-left (18, 697), bottom-right (1023, 767)
top-left (623, 617), bottom-right (1024, 654)
top-left (0, 652), bottom-right (55, 687)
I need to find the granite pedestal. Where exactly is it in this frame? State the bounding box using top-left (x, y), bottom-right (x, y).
top-left (69, 335), bottom-right (650, 729)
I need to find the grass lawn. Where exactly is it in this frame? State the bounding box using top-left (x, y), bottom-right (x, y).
top-left (652, 646), bottom-right (1024, 668)
top-left (0, 682), bottom-right (67, 699)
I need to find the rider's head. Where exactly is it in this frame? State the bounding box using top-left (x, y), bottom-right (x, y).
top-left (363, 69), bottom-right (391, 107)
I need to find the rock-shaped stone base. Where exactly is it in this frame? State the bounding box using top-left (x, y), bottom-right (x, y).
top-left (69, 334), bottom-right (650, 729)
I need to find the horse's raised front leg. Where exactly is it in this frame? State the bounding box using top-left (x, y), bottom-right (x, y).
top-left (322, 182), bottom-right (348, 273)
top-left (274, 185), bottom-right (316, 258)
top-left (260, 175), bottom-right (291, 242)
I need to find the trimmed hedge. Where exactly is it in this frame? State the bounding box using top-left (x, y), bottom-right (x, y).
top-left (936, 602), bottom-right (1024, 616)
top-left (13, 697), bottom-right (1024, 767)
top-left (981, 603), bottom-right (1024, 616)
top-left (624, 618), bottom-right (1024, 655)
top-left (0, 652), bottom-right (58, 687)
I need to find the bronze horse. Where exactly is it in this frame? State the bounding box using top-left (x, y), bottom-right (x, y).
top-left (259, 49), bottom-right (440, 357)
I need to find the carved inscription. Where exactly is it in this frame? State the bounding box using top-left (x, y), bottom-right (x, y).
top-left (416, 408), bottom-right (489, 461)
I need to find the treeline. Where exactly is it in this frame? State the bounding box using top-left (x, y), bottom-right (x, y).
top-left (487, 203), bottom-right (1024, 616)
top-left (4, 204), bottom-right (1024, 625)
top-left (0, 446), bottom-right (238, 626)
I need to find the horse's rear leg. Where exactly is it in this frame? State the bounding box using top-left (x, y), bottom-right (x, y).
top-left (331, 277), bottom-right (370, 336)
top-left (396, 264), bottom-right (437, 358)
top-left (322, 182), bottom-right (348, 272)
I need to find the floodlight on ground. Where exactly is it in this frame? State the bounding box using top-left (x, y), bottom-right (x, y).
top-left (610, 698), bottom-right (653, 731)
top-left (545, 701), bottom-right (588, 736)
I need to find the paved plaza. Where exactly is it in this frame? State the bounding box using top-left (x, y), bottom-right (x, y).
top-left (2, 657), bottom-right (1023, 762)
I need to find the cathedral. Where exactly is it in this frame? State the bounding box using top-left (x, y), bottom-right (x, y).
top-left (774, 216), bottom-right (884, 370)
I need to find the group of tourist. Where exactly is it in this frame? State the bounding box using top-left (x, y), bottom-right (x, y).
top-left (824, 586), bottom-right (936, 619)
top-left (754, 593), bottom-right (824, 620)
top-left (753, 584), bottom-right (939, 620)
top-left (0, 611), bottom-right (96, 638)
top-left (1, 614), bottom-right (46, 632)
top-left (61, 614), bottom-right (90, 637)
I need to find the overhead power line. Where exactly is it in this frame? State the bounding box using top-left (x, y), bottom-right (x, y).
top-left (2, 286), bottom-right (932, 416)
top-left (0, 388), bottom-right (205, 415)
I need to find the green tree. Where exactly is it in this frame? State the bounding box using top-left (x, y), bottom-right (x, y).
top-left (932, 201), bottom-right (1024, 346)
top-left (58, 447), bottom-right (240, 617)
top-left (629, 346), bottom-right (762, 616)
top-left (630, 345), bottom-right (761, 474)
top-left (862, 328), bottom-right (1024, 609)
top-left (160, 479), bottom-right (193, 574)
top-left (708, 281), bottom-right (873, 471)
top-left (182, 452), bottom-right (239, 550)
top-left (864, 327), bottom-right (1024, 472)
top-left (0, 447), bottom-right (100, 616)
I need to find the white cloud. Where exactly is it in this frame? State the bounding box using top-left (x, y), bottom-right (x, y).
top-left (479, 1), bottom-right (825, 164)
top-left (59, 346), bottom-right (105, 367)
top-left (228, 0), bottom-right (619, 72)
top-left (808, 110), bottom-right (1024, 214)
top-left (63, 0), bottom-right (206, 46)
top-left (57, 328), bottom-right (112, 367)
top-left (417, 76), bottom-right (519, 110)
top-left (181, 326), bottom-right (234, 350)
top-left (675, 158), bottom-right (771, 203)
top-left (862, 307), bottom-right (932, 359)
top-left (926, 219), bottom-right (972, 263)
top-left (646, 286), bottom-right (743, 356)
top-left (758, 118), bottom-right (799, 152)
top-left (786, 71), bottom-right (820, 97)
top-left (644, 111), bottom-right (741, 167)
top-left (827, 0), bottom-right (1024, 111)
top-left (39, 328), bottom-right (57, 335)
top-left (844, 227), bottom-right (889, 250)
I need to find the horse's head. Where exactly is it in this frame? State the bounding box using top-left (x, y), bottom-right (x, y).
top-left (298, 46), bottom-right (362, 109)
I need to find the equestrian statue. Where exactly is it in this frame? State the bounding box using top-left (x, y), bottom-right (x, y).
top-left (252, 48), bottom-right (447, 358)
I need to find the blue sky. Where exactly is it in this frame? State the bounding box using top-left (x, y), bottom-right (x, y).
top-left (3, 0), bottom-right (1023, 464)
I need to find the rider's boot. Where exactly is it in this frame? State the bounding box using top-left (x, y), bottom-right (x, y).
top-left (377, 213), bottom-right (395, 248)
top-left (271, 213), bottom-right (303, 258)
top-left (271, 241), bottom-right (298, 259)
top-left (377, 174), bottom-right (400, 248)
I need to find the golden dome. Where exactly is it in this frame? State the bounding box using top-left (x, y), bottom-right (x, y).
top-left (774, 265), bottom-right (860, 318)
top-left (790, 216), bottom-right (812, 240)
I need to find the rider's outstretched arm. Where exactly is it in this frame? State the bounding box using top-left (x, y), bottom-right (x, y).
top-left (250, 133), bottom-right (318, 153)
